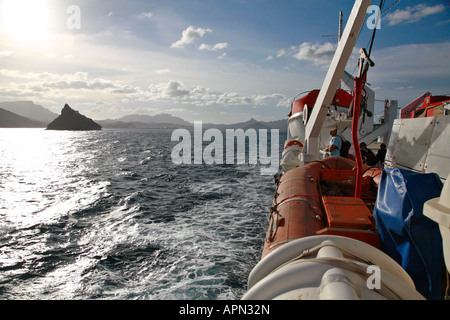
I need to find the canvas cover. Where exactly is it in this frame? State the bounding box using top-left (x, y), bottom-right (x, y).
top-left (373, 168), bottom-right (444, 299)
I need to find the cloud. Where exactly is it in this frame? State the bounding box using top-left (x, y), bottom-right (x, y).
top-left (293, 42), bottom-right (335, 65)
top-left (110, 85), bottom-right (137, 94)
top-left (148, 80), bottom-right (190, 99)
top-left (165, 80), bottom-right (190, 98)
top-left (84, 26), bottom-right (138, 45)
top-left (1, 69), bottom-right (287, 109)
top-left (386, 4), bottom-right (446, 26)
top-left (0, 69), bottom-right (138, 97)
top-left (437, 19), bottom-right (450, 26)
top-left (199, 42), bottom-right (229, 51)
top-left (44, 77), bottom-right (118, 91)
top-left (155, 68), bottom-right (171, 74)
top-left (146, 80), bottom-right (286, 107)
top-left (271, 42), bottom-right (336, 66)
top-left (276, 48), bottom-right (287, 58)
top-left (252, 93), bottom-right (285, 104)
top-left (171, 26), bottom-right (212, 48)
top-left (138, 12), bottom-right (153, 19)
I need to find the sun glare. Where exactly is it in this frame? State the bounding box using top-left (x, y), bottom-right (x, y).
top-left (1, 0), bottom-right (51, 45)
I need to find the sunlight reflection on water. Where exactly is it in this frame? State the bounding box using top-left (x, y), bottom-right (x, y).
top-left (0, 129), bottom-right (108, 229)
top-left (0, 128), bottom-right (277, 299)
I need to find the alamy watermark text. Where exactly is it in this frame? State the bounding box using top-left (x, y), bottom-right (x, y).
top-left (171, 122), bottom-right (280, 175)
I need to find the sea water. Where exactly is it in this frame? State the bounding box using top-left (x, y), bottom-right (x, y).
top-left (0, 128), bottom-right (283, 300)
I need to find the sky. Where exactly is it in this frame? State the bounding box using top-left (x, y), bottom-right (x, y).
top-left (0, 0), bottom-right (449, 124)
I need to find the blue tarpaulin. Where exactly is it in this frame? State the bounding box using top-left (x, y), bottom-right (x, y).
top-left (373, 168), bottom-right (444, 300)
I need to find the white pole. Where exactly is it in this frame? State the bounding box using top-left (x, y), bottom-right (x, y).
top-left (302, 0), bottom-right (372, 163)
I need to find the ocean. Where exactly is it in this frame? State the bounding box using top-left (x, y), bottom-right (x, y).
top-left (0, 128), bottom-right (284, 300)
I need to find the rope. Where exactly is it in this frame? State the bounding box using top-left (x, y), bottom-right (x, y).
top-left (381, 0), bottom-right (402, 17)
top-left (367, 0), bottom-right (384, 57)
top-left (276, 193), bottom-right (377, 202)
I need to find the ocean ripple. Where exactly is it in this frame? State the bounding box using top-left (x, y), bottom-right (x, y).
top-left (0, 128), bottom-right (281, 300)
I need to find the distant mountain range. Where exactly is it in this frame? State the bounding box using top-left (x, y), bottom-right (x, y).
top-left (0, 107), bottom-right (46, 128)
top-left (0, 101), bottom-right (287, 131)
top-left (0, 101), bottom-right (59, 124)
top-left (97, 113), bottom-right (193, 129)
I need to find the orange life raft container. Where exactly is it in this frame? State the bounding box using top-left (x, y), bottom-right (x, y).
top-left (264, 156), bottom-right (381, 258)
